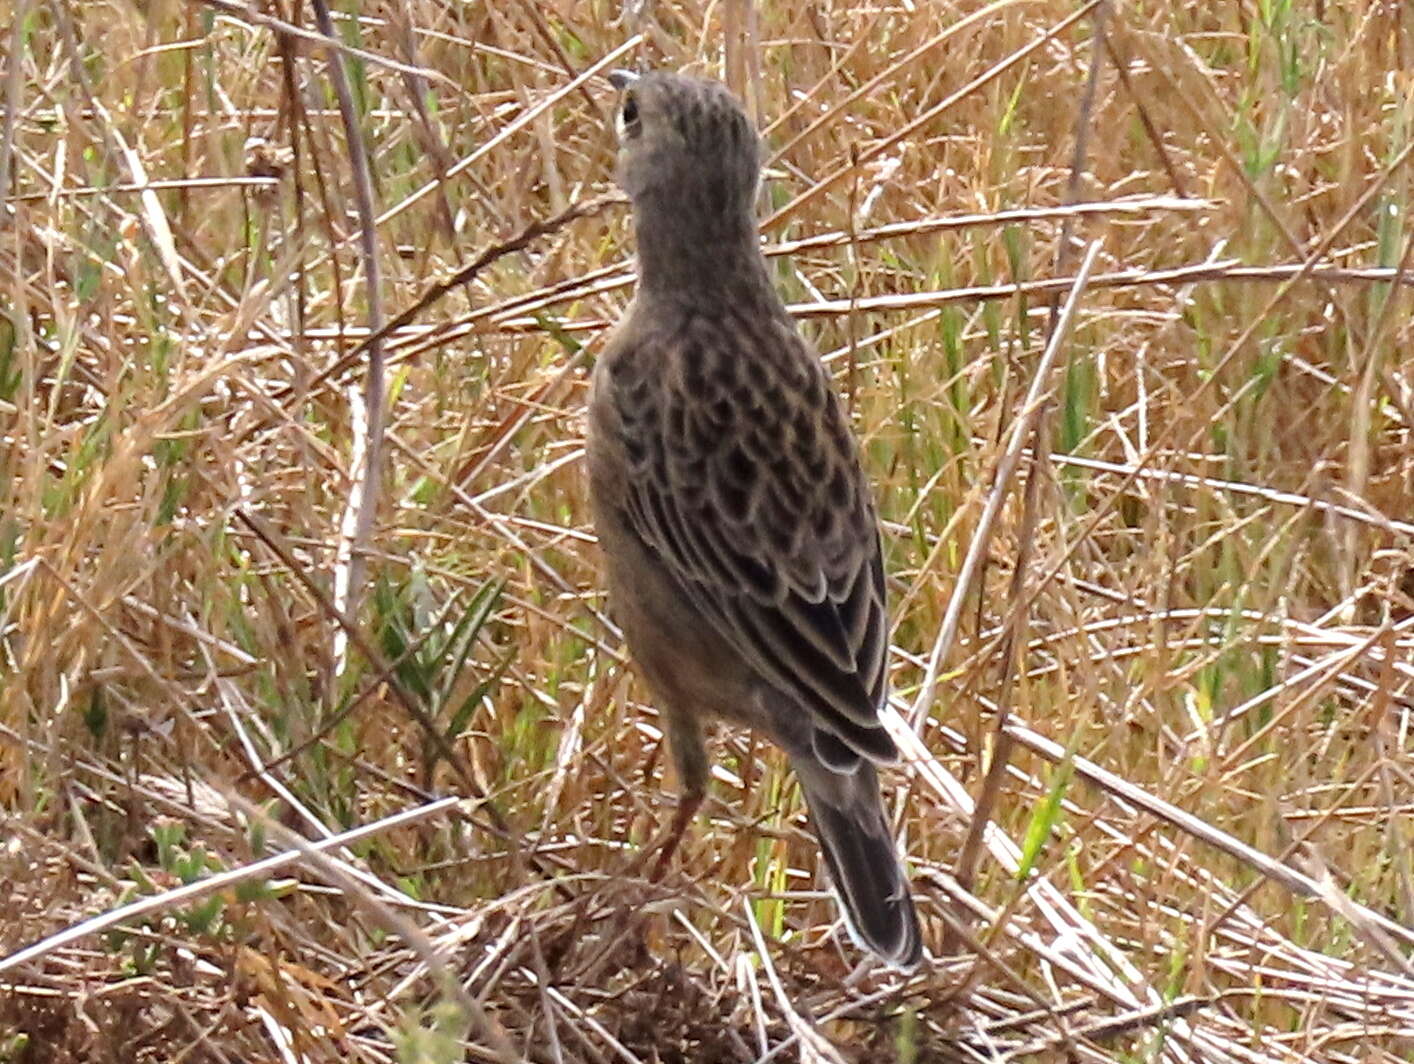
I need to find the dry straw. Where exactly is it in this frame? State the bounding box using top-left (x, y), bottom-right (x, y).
top-left (2, 1), bottom-right (1414, 1061)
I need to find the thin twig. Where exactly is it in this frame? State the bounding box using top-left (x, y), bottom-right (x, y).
top-left (310, 0), bottom-right (386, 674)
top-left (911, 241), bottom-right (1105, 731)
top-left (192, 0), bottom-right (455, 85)
top-left (0, 795), bottom-right (465, 976)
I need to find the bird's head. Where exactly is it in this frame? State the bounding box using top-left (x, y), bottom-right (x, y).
top-left (607, 70), bottom-right (762, 220)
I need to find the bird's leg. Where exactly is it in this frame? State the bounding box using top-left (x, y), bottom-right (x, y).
top-left (648, 790), bottom-right (703, 882)
top-left (648, 708), bottom-right (709, 882)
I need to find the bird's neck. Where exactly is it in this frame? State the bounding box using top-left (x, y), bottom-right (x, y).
top-left (631, 192), bottom-right (777, 308)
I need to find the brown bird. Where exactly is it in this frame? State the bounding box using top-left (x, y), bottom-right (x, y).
top-left (586, 69), bottom-right (921, 968)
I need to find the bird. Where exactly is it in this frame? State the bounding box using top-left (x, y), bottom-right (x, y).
top-left (585, 68), bottom-right (922, 969)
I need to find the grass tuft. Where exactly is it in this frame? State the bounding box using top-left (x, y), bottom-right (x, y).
top-left (3, 1), bottom-right (1414, 1060)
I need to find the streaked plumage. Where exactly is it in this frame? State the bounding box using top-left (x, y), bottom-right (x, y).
top-left (587, 70), bottom-right (921, 968)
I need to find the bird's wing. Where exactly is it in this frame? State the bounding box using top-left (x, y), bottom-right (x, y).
top-left (606, 308), bottom-right (894, 761)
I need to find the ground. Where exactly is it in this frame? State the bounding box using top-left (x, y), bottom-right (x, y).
top-left (2, 1), bottom-right (1414, 1061)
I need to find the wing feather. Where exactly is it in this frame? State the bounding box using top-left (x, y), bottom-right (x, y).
top-left (608, 308), bottom-right (894, 760)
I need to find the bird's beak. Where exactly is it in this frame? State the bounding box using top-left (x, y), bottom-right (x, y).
top-left (607, 69), bottom-right (640, 91)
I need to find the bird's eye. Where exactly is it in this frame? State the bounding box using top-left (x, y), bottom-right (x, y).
top-left (617, 93), bottom-right (641, 138)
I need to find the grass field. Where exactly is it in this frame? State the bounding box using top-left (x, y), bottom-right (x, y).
top-left (3, 1), bottom-right (1414, 1061)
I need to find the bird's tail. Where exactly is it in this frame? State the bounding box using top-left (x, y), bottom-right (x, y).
top-left (792, 756), bottom-right (922, 969)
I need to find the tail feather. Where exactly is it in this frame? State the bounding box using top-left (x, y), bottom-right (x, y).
top-left (793, 757), bottom-right (921, 969)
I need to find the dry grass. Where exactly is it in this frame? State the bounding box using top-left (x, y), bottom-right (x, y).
top-left (3, 1), bottom-right (1414, 1061)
